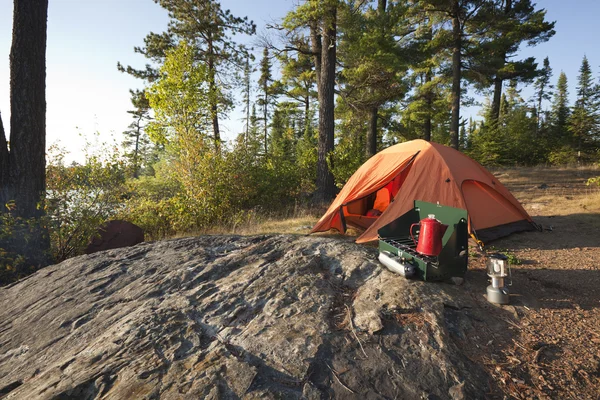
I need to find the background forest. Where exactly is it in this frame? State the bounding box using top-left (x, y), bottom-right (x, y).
top-left (2, 0), bottom-right (600, 283)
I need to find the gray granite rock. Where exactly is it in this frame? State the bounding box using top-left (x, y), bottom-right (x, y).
top-left (0, 235), bottom-right (488, 399)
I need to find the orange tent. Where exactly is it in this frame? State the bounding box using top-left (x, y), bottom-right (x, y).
top-left (311, 139), bottom-right (536, 243)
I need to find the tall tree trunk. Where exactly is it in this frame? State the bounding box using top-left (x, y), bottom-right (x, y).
top-left (207, 34), bottom-right (220, 154)
top-left (490, 0), bottom-right (511, 124)
top-left (490, 77), bottom-right (503, 122)
top-left (315, 4), bottom-right (336, 203)
top-left (8, 0), bottom-right (48, 218)
top-left (0, 113), bottom-right (9, 209)
top-left (364, 0), bottom-right (385, 155)
top-left (450, 2), bottom-right (461, 150)
top-left (263, 89), bottom-right (268, 154)
top-left (304, 95), bottom-right (310, 135)
top-left (424, 70), bottom-right (432, 141)
top-left (366, 107), bottom-right (378, 157)
top-left (245, 59), bottom-right (251, 144)
top-left (133, 115), bottom-right (141, 179)
top-left (310, 22), bottom-right (322, 93)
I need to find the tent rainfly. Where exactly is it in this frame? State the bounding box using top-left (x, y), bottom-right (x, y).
top-left (311, 139), bottom-right (536, 244)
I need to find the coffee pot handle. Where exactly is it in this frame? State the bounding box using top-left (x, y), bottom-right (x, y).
top-left (409, 223), bottom-right (420, 246)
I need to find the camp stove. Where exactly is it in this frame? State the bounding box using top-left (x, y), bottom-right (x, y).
top-left (378, 200), bottom-right (468, 281)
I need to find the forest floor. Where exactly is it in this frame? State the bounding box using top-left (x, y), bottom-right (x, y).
top-left (460, 165), bottom-right (600, 399)
top-left (195, 165), bottom-right (600, 398)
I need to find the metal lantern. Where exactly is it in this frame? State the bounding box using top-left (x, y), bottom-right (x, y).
top-left (486, 253), bottom-right (511, 304)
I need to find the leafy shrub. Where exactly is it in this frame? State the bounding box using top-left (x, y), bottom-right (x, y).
top-left (0, 208), bottom-right (51, 285)
top-left (46, 143), bottom-right (127, 261)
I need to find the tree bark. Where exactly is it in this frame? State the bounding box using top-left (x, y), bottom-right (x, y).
top-left (0, 113), bottom-right (9, 209)
top-left (315, 3), bottom-right (336, 203)
top-left (366, 107), bottom-right (378, 157)
top-left (450, 2), bottom-right (461, 150)
top-left (7, 0), bottom-right (48, 218)
top-left (424, 70), bottom-right (432, 141)
top-left (304, 95), bottom-right (310, 135)
top-left (207, 32), bottom-right (220, 154)
top-left (310, 22), bottom-right (322, 93)
top-left (489, 0), bottom-right (511, 124)
top-left (490, 77), bottom-right (503, 122)
top-left (263, 86), bottom-right (268, 155)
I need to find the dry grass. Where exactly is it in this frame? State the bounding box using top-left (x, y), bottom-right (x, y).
top-left (492, 165), bottom-right (600, 216)
top-left (172, 165), bottom-right (600, 239)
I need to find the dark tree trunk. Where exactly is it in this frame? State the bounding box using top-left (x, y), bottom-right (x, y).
top-left (315, 4), bottom-right (336, 203)
top-left (263, 89), bottom-right (268, 154)
top-left (490, 77), bottom-right (503, 122)
top-left (490, 0), bottom-right (511, 124)
top-left (133, 115), bottom-right (141, 179)
top-left (450, 2), bottom-right (461, 150)
top-left (0, 114), bottom-right (9, 209)
top-left (7, 0), bottom-right (48, 218)
top-left (310, 22), bottom-right (322, 92)
top-left (303, 95), bottom-right (311, 137)
top-left (366, 107), bottom-right (378, 157)
top-left (424, 70), bottom-right (432, 141)
top-left (207, 34), bottom-right (220, 154)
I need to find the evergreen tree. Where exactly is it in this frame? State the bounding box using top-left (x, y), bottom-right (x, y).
top-left (402, 9), bottom-right (451, 144)
top-left (241, 55), bottom-right (254, 143)
top-left (568, 56), bottom-right (600, 155)
top-left (274, 38), bottom-right (317, 138)
top-left (0, 0), bottom-right (51, 277)
top-left (534, 56), bottom-right (553, 129)
top-left (257, 47), bottom-right (276, 154)
top-left (122, 90), bottom-right (153, 178)
top-left (0, 0), bottom-right (48, 218)
top-left (337, 0), bottom-right (410, 157)
top-left (119, 0), bottom-right (256, 153)
top-left (284, 0), bottom-right (339, 202)
top-left (469, 0), bottom-right (555, 122)
top-left (415, 0), bottom-right (487, 150)
top-left (550, 71), bottom-right (570, 145)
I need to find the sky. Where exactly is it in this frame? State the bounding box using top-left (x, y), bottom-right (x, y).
top-left (0, 0), bottom-right (599, 163)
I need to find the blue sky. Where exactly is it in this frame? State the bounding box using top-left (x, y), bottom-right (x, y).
top-left (0, 0), bottom-right (599, 162)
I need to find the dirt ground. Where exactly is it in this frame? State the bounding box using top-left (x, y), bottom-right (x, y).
top-left (455, 166), bottom-right (600, 399)
top-left (237, 165), bottom-right (600, 398)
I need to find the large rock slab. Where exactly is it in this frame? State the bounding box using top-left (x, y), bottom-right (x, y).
top-left (0, 235), bottom-right (489, 399)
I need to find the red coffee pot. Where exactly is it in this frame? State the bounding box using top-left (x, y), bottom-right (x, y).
top-left (410, 214), bottom-right (448, 257)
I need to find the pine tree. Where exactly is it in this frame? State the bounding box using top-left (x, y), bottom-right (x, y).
top-left (416, 0), bottom-right (488, 150)
top-left (0, 0), bottom-right (48, 219)
top-left (274, 38), bottom-right (317, 138)
top-left (402, 9), bottom-right (451, 144)
top-left (122, 90), bottom-right (153, 178)
top-left (257, 47), bottom-right (276, 154)
top-left (118, 0), bottom-right (256, 153)
top-left (0, 0), bottom-right (51, 276)
top-left (534, 57), bottom-right (553, 129)
top-left (337, 0), bottom-right (410, 157)
top-left (550, 71), bottom-right (570, 146)
top-left (469, 0), bottom-right (555, 122)
top-left (241, 55), bottom-right (254, 144)
top-left (284, 0), bottom-right (339, 202)
top-left (568, 56), bottom-right (600, 155)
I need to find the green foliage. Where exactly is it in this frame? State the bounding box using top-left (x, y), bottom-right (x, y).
top-left (0, 209), bottom-right (50, 285)
top-left (122, 89), bottom-right (155, 178)
top-left (587, 175), bottom-right (600, 187)
top-left (469, 82), bottom-right (546, 166)
top-left (146, 41), bottom-right (212, 148)
top-left (567, 56), bottom-right (600, 153)
top-left (46, 141), bottom-right (127, 261)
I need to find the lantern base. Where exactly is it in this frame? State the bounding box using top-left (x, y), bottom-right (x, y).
top-left (487, 285), bottom-right (510, 304)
